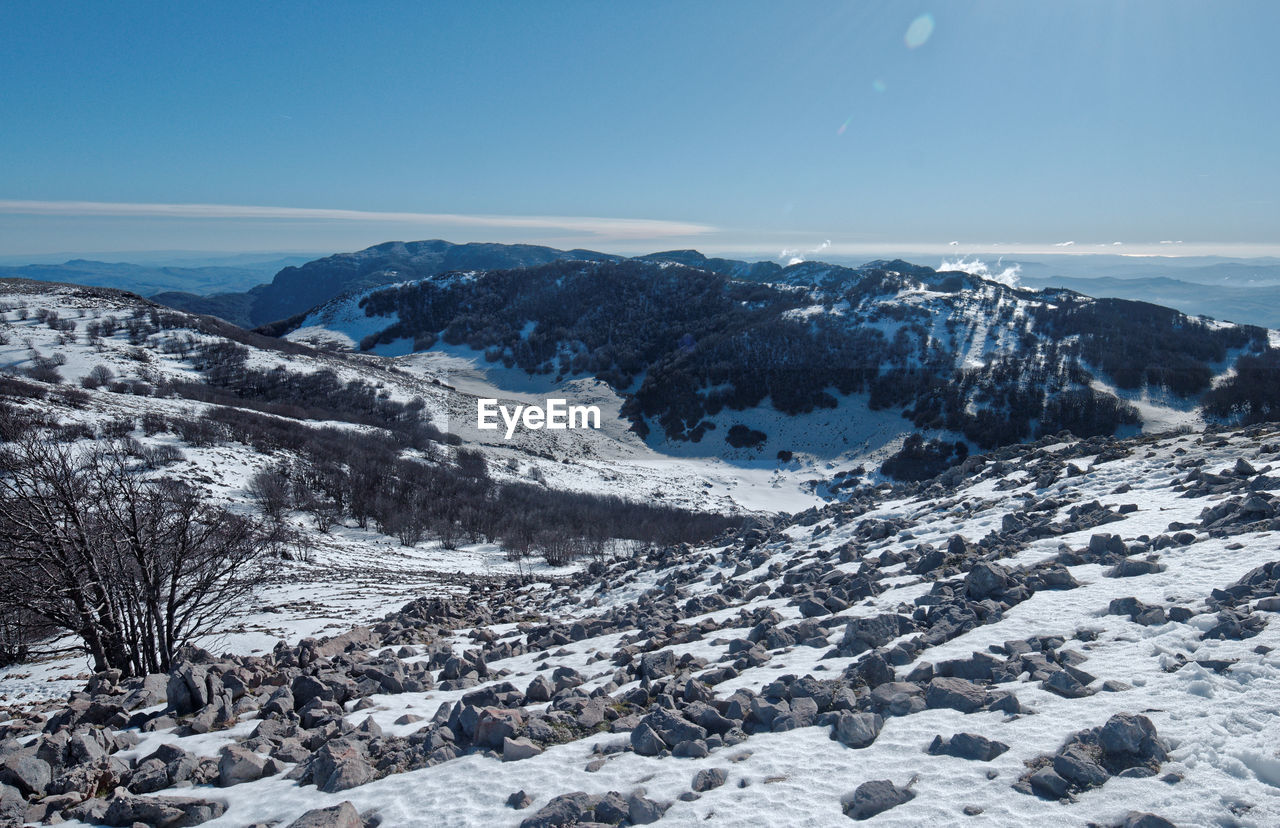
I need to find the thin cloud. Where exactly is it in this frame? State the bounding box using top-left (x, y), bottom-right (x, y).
top-left (1054, 240), bottom-right (1075, 247)
top-left (0, 200), bottom-right (714, 240)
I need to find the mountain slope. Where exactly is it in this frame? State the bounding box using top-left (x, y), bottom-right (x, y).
top-left (0, 257), bottom-right (306, 298)
top-left (5, 406), bottom-right (1280, 826)
top-left (280, 258), bottom-right (1273, 473)
top-left (156, 240), bottom-right (621, 328)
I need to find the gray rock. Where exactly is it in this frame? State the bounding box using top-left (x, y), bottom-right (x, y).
top-left (1108, 558), bottom-right (1166, 578)
top-left (832, 712), bottom-right (883, 749)
top-left (525, 675), bottom-right (553, 703)
top-left (965, 561), bottom-right (1010, 599)
top-left (310, 740), bottom-right (374, 793)
top-left (672, 739), bottom-right (709, 758)
top-left (929, 732), bottom-right (1009, 761)
top-left (1099, 714), bottom-right (1167, 763)
top-left (1043, 669), bottom-right (1092, 698)
top-left (628, 792), bottom-right (667, 825)
top-left (128, 757), bottom-right (172, 793)
top-left (842, 614), bottom-right (900, 653)
top-left (519, 791), bottom-right (594, 828)
top-left (639, 707), bottom-right (706, 747)
top-left (1123, 812), bottom-right (1176, 828)
top-left (506, 790), bottom-right (532, 809)
top-left (925, 677), bottom-right (987, 713)
top-left (630, 722), bottom-right (666, 756)
top-left (593, 791), bottom-right (629, 823)
top-left (0, 753), bottom-right (50, 797)
top-left (104, 792), bottom-right (227, 827)
top-left (286, 801), bottom-right (363, 828)
top-left (1028, 766), bottom-right (1070, 799)
top-left (1053, 745), bottom-right (1109, 788)
top-left (638, 650), bottom-right (677, 680)
top-left (693, 768), bottom-right (727, 792)
top-left (218, 744), bottom-right (267, 787)
top-left (842, 779), bottom-right (915, 820)
top-left (503, 737), bottom-right (544, 762)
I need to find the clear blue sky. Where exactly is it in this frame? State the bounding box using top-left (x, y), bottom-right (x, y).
top-left (1, 1), bottom-right (1277, 259)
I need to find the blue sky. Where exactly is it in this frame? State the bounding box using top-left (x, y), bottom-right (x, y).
top-left (2, 1), bottom-right (1277, 259)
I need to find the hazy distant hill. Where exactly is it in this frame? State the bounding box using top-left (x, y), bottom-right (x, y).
top-left (1019, 274), bottom-right (1280, 328)
top-left (0, 256), bottom-right (309, 299)
top-left (157, 240), bottom-right (622, 327)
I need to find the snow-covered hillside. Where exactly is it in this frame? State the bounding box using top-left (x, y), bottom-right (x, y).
top-left (280, 257), bottom-right (1274, 478)
top-left (5, 413), bottom-right (1280, 826)
top-left (3, 277), bottom-right (1280, 828)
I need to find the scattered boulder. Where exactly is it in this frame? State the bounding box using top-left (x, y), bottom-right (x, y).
top-left (286, 801), bottom-right (363, 828)
top-left (832, 712), bottom-right (883, 749)
top-left (692, 767), bottom-right (728, 792)
top-left (842, 779), bottom-right (915, 820)
top-left (925, 677), bottom-right (987, 713)
top-left (927, 733), bottom-right (1009, 761)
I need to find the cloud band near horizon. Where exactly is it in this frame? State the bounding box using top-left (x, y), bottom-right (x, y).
top-left (0, 200), bottom-right (715, 240)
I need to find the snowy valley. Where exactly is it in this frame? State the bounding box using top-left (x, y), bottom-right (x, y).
top-left (0, 262), bottom-right (1279, 828)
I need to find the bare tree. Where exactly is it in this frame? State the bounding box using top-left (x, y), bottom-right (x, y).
top-left (0, 437), bottom-right (284, 676)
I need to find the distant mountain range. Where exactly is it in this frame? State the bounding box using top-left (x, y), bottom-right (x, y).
top-left (0, 256), bottom-right (310, 303)
top-left (1016, 274), bottom-right (1280, 328)
top-left (7, 242), bottom-right (1280, 331)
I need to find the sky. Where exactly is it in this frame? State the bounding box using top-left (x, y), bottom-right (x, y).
top-left (2, 0), bottom-right (1278, 261)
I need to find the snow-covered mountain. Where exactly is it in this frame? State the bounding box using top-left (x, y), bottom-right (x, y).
top-left (5, 313), bottom-right (1280, 824)
top-left (278, 257), bottom-right (1277, 479)
top-left (2, 274), bottom-right (1280, 828)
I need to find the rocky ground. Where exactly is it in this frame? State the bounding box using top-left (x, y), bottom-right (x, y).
top-left (4, 424), bottom-right (1280, 826)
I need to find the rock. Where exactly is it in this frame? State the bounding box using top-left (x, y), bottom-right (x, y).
top-left (965, 561), bottom-right (1009, 600)
top-left (628, 793), bottom-right (667, 825)
top-left (1108, 558), bottom-right (1166, 578)
top-left (103, 792), bottom-right (227, 827)
top-left (1052, 745), bottom-right (1109, 788)
top-left (929, 733), bottom-right (1009, 761)
top-left (129, 758), bottom-right (172, 793)
top-left (286, 801), bottom-right (363, 828)
top-left (1028, 766), bottom-right (1070, 799)
top-left (0, 754), bottom-right (51, 797)
top-left (218, 744), bottom-right (267, 787)
top-left (842, 779), bottom-right (915, 820)
top-left (798, 597), bottom-right (829, 618)
top-left (630, 721), bottom-right (666, 756)
top-left (914, 545), bottom-right (946, 574)
top-left (672, 739), bottom-right (709, 758)
top-left (1098, 714), bottom-right (1167, 765)
top-left (1043, 669), bottom-right (1092, 698)
top-left (593, 791), bottom-right (629, 823)
top-left (519, 791), bottom-right (594, 828)
top-left (842, 614), bottom-right (901, 653)
top-left (638, 650), bottom-right (677, 680)
top-left (832, 712), bottom-right (883, 749)
top-left (525, 675), bottom-right (553, 703)
top-left (503, 737), bottom-right (544, 762)
top-left (639, 707), bottom-right (706, 747)
top-left (506, 790), bottom-right (532, 809)
top-left (0, 783), bottom-right (25, 826)
top-left (692, 767), bottom-right (728, 792)
top-left (1123, 812), bottom-right (1177, 828)
top-left (311, 740), bottom-right (374, 793)
top-left (925, 677), bottom-right (987, 713)
top-left (870, 682), bottom-right (925, 717)
top-left (475, 707), bottom-right (524, 750)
